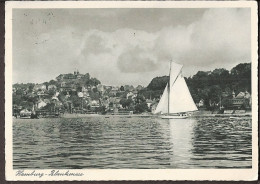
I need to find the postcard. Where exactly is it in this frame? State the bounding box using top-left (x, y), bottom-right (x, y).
top-left (5, 1), bottom-right (258, 181)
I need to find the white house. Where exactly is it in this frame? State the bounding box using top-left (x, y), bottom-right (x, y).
top-left (37, 100), bottom-right (47, 109)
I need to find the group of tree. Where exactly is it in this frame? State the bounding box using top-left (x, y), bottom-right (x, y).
top-left (12, 63), bottom-right (251, 113)
top-left (140, 63), bottom-right (251, 110)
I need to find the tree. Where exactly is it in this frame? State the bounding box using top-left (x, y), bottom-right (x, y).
top-left (13, 94), bottom-right (22, 106)
top-left (92, 87), bottom-right (98, 93)
top-left (91, 78), bottom-right (101, 86)
top-left (84, 73), bottom-right (90, 80)
top-left (77, 86), bottom-right (82, 92)
top-left (147, 76), bottom-right (169, 91)
top-left (126, 98), bottom-right (133, 108)
top-left (69, 95), bottom-right (82, 108)
top-left (98, 106), bottom-right (106, 114)
top-left (16, 89), bottom-right (24, 96)
top-left (109, 102), bottom-right (114, 108)
top-left (135, 102), bottom-right (148, 113)
top-left (120, 86), bottom-right (125, 91)
top-left (120, 98), bottom-right (127, 108)
top-left (49, 80), bottom-right (58, 86)
top-left (28, 85), bottom-right (34, 92)
top-left (48, 89), bottom-right (56, 97)
top-left (135, 94), bottom-right (146, 104)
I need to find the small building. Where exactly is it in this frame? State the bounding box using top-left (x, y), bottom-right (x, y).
top-left (60, 83), bottom-right (74, 92)
top-left (37, 90), bottom-right (48, 97)
top-left (55, 91), bottom-right (59, 97)
top-left (114, 98), bottom-right (122, 109)
top-left (20, 109), bottom-right (31, 117)
top-left (227, 91), bottom-right (251, 110)
top-left (136, 85), bottom-right (144, 91)
top-left (109, 88), bottom-right (118, 96)
top-left (43, 99), bottom-right (51, 104)
top-left (196, 99), bottom-right (204, 107)
top-left (151, 102), bottom-right (158, 114)
top-left (82, 86), bottom-right (88, 92)
top-left (97, 84), bottom-right (104, 93)
top-left (51, 96), bottom-right (59, 102)
top-left (83, 91), bottom-right (90, 98)
top-left (33, 84), bottom-right (47, 91)
top-left (146, 99), bottom-right (153, 108)
top-left (48, 85), bottom-right (57, 91)
top-left (124, 85), bottom-right (135, 92)
top-left (126, 92), bottom-right (134, 99)
top-left (102, 99), bottom-right (110, 109)
top-left (91, 100), bottom-right (100, 108)
top-left (37, 100), bottom-right (47, 109)
top-left (127, 91), bottom-right (137, 99)
top-left (56, 74), bottom-right (64, 81)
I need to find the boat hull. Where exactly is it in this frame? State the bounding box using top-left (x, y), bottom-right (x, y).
top-left (161, 115), bottom-right (188, 119)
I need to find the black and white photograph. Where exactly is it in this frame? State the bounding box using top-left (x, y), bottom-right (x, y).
top-left (5, 1), bottom-right (258, 181)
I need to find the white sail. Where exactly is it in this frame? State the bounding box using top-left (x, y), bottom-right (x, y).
top-left (154, 83), bottom-right (169, 114)
top-left (169, 74), bottom-right (198, 114)
top-left (154, 61), bottom-right (197, 115)
top-left (169, 62), bottom-right (183, 87)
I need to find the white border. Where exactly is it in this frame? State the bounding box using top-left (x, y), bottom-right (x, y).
top-left (5, 1), bottom-right (258, 181)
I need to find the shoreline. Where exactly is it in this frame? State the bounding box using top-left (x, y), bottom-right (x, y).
top-left (59, 113), bottom-right (252, 118)
top-left (14, 112), bottom-right (252, 119)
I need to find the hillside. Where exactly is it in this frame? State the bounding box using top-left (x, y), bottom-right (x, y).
top-left (139, 63), bottom-right (251, 109)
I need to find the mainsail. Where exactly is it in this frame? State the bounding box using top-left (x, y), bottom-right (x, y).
top-left (154, 84), bottom-right (169, 114)
top-left (154, 62), bottom-right (197, 114)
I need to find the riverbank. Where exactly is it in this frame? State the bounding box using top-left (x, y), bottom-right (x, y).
top-left (59, 112), bottom-right (252, 119)
top-left (14, 111), bottom-right (252, 119)
top-left (60, 113), bottom-right (156, 118)
top-left (192, 110), bottom-right (252, 118)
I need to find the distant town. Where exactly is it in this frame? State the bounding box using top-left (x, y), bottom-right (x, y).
top-left (12, 63), bottom-right (251, 117)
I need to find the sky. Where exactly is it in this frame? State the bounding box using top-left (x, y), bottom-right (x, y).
top-left (12, 8), bottom-right (251, 86)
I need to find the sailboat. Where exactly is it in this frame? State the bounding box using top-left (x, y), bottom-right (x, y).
top-left (154, 61), bottom-right (198, 119)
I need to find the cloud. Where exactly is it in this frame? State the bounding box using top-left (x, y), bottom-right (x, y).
top-left (117, 46), bottom-right (158, 73)
top-left (13, 8), bottom-right (251, 86)
top-left (81, 32), bottom-right (111, 57)
top-left (154, 8), bottom-right (251, 68)
top-left (78, 8), bottom-right (250, 81)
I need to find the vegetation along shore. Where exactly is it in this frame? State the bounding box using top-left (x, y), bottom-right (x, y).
top-left (13, 63), bottom-right (251, 118)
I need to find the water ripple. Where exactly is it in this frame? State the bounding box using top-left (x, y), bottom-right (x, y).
top-left (13, 117), bottom-right (252, 169)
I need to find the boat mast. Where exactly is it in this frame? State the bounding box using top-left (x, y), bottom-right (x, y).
top-left (168, 61), bottom-right (172, 114)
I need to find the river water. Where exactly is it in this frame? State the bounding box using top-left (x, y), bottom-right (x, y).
top-left (13, 116), bottom-right (252, 169)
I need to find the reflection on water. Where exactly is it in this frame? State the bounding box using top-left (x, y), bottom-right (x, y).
top-left (13, 116), bottom-right (252, 169)
top-left (169, 119), bottom-right (195, 168)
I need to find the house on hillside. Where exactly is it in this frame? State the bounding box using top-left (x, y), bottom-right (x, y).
top-left (102, 99), bottom-right (110, 109)
top-left (37, 100), bottom-right (47, 109)
top-left (196, 99), bottom-right (204, 108)
top-left (48, 84), bottom-right (57, 91)
top-left (151, 102), bottom-right (158, 114)
top-left (97, 84), bottom-right (104, 94)
top-left (33, 84), bottom-right (47, 91)
top-left (146, 99), bottom-right (153, 108)
top-left (127, 91), bottom-right (138, 99)
top-left (126, 92), bottom-right (134, 99)
top-left (82, 86), bottom-right (88, 92)
top-left (136, 85), bottom-right (144, 91)
top-left (124, 85), bottom-right (135, 92)
top-left (56, 70), bottom-right (83, 82)
top-left (37, 90), bottom-right (48, 97)
top-left (109, 87), bottom-right (119, 96)
top-left (60, 83), bottom-right (74, 92)
top-left (91, 100), bottom-right (100, 108)
top-left (83, 91), bottom-right (90, 98)
top-left (227, 91), bottom-right (251, 110)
